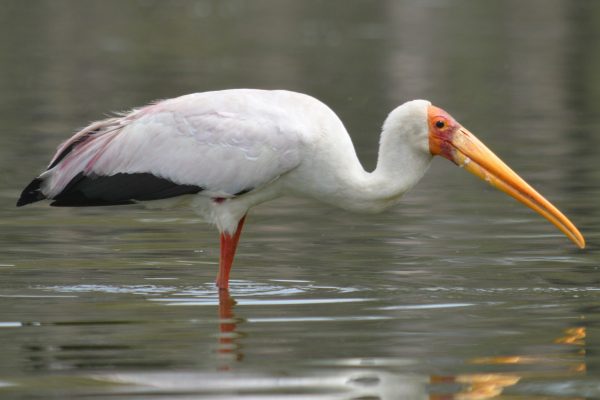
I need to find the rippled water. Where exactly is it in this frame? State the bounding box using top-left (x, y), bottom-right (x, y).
top-left (1, 1), bottom-right (600, 399)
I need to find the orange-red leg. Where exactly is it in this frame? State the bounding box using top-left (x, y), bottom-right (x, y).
top-left (216, 215), bottom-right (246, 290)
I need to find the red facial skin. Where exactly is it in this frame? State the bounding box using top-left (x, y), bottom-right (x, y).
top-left (427, 105), bottom-right (460, 162)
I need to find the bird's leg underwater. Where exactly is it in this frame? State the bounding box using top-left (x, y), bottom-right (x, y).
top-left (216, 215), bottom-right (247, 290)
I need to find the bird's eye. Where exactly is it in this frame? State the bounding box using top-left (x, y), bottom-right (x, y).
top-left (435, 120), bottom-right (445, 129)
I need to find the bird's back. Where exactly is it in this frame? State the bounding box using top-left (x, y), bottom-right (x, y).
top-left (17, 89), bottom-right (349, 208)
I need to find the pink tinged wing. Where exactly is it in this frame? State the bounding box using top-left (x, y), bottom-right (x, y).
top-left (41, 92), bottom-right (303, 201)
top-left (40, 119), bottom-right (124, 197)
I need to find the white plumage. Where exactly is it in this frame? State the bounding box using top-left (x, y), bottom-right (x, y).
top-left (33, 90), bottom-right (431, 232)
top-left (18, 89), bottom-right (584, 289)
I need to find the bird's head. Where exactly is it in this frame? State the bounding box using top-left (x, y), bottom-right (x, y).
top-left (423, 103), bottom-right (585, 249)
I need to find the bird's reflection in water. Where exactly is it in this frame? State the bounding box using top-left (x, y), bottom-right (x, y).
top-left (209, 290), bottom-right (587, 398)
top-left (85, 295), bottom-right (587, 399)
top-left (216, 289), bottom-right (244, 370)
top-left (430, 324), bottom-right (587, 400)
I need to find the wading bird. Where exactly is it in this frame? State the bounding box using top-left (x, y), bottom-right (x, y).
top-left (17, 89), bottom-right (585, 289)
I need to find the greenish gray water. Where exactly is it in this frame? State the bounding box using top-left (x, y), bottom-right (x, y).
top-left (1, 1), bottom-right (599, 399)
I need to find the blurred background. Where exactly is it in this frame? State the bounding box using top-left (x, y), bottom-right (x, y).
top-left (0, 1), bottom-right (599, 398)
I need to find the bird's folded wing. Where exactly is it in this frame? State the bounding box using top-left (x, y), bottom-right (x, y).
top-left (38, 104), bottom-right (303, 205)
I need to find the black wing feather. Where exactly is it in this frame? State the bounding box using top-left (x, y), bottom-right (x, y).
top-left (16, 178), bottom-right (46, 207)
top-left (49, 172), bottom-right (204, 207)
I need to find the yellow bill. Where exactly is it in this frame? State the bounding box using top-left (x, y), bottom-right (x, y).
top-left (428, 105), bottom-right (585, 249)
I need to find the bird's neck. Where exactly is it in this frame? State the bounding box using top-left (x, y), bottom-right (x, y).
top-left (330, 128), bottom-right (432, 213)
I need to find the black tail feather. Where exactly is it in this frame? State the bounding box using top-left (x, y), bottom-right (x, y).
top-left (49, 172), bottom-right (204, 207)
top-left (17, 172), bottom-right (205, 208)
top-left (17, 177), bottom-right (46, 207)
